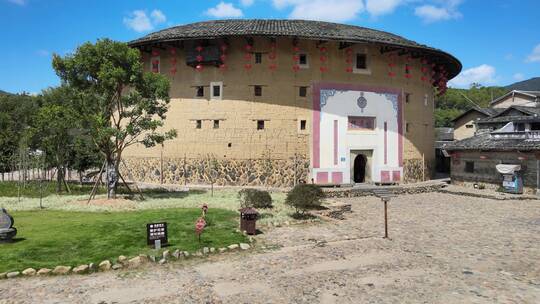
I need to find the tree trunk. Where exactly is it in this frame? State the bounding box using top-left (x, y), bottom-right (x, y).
top-left (106, 160), bottom-right (119, 199)
top-left (56, 166), bottom-right (63, 193)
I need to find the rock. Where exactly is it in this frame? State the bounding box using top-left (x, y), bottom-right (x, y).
top-left (98, 260), bottom-right (112, 271)
top-left (73, 265), bottom-right (89, 274)
top-left (462, 270), bottom-right (474, 275)
top-left (118, 255), bottom-right (128, 264)
top-left (162, 250), bottom-right (170, 260)
top-left (88, 263), bottom-right (96, 272)
top-left (172, 250), bottom-right (181, 259)
top-left (203, 247), bottom-right (210, 255)
top-left (149, 255), bottom-right (157, 263)
top-left (183, 251), bottom-right (190, 258)
top-left (194, 251), bottom-right (203, 257)
top-left (210, 247), bottom-right (216, 254)
top-left (6, 272), bottom-right (20, 279)
top-left (228, 244), bottom-right (239, 250)
top-left (22, 268), bottom-right (36, 276)
top-left (218, 247), bottom-right (227, 253)
top-left (111, 264), bottom-right (123, 270)
top-left (127, 256), bottom-right (146, 268)
top-left (37, 268), bottom-right (52, 276)
top-left (0, 272), bottom-right (6, 279)
top-left (240, 243), bottom-right (251, 250)
top-left (138, 254), bottom-right (149, 262)
top-left (158, 258), bottom-right (167, 265)
top-left (52, 266), bottom-right (71, 275)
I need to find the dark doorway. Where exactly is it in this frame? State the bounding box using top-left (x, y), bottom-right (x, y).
top-left (353, 154), bottom-right (367, 183)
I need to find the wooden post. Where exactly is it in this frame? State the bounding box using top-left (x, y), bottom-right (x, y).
top-left (422, 153), bottom-right (425, 182)
top-left (160, 143), bottom-right (164, 185)
top-left (384, 200), bottom-right (388, 238)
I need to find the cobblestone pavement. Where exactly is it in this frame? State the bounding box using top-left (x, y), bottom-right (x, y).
top-left (1, 192), bottom-right (539, 303)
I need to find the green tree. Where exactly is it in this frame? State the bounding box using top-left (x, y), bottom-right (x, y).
top-left (52, 39), bottom-right (176, 198)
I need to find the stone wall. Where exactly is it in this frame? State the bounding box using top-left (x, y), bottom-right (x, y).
top-left (403, 158), bottom-right (431, 183)
top-left (122, 155), bottom-right (310, 188)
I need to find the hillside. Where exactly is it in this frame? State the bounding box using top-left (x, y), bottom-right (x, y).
top-left (506, 77), bottom-right (540, 91)
top-left (0, 90), bottom-right (11, 95)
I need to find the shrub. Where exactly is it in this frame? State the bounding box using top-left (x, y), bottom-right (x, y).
top-left (238, 189), bottom-right (273, 209)
top-left (285, 184), bottom-right (324, 215)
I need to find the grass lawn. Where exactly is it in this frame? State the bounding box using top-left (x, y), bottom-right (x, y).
top-left (0, 208), bottom-right (246, 273)
top-left (0, 181), bottom-right (108, 198)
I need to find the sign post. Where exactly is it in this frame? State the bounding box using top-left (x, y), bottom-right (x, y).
top-left (146, 222), bottom-right (168, 247)
top-left (372, 189), bottom-right (396, 239)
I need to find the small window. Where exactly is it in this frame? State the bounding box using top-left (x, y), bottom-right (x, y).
top-left (151, 56), bottom-right (160, 73)
top-left (348, 116), bottom-right (375, 130)
top-left (465, 124), bottom-right (474, 129)
top-left (210, 82), bottom-right (222, 100)
top-left (196, 120), bottom-right (202, 129)
top-left (465, 161), bottom-right (474, 173)
top-left (196, 86), bottom-right (204, 97)
top-left (406, 123), bottom-right (410, 133)
top-left (257, 120), bottom-right (265, 130)
top-left (213, 120), bottom-right (220, 129)
top-left (255, 52), bottom-right (262, 64)
top-left (356, 53), bottom-right (367, 70)
top-left (300, 120), bottom-right (307, 130)
top-left (254, 85), bottom-right (262, 97)
top-left (299, 86), bottom-right (307, 97)
top-left (405, 93), bottom-right (411, 103)
top-left (299, 53), bottom-right (308, 66)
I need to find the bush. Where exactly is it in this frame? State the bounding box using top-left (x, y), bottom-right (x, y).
top-left (285, 184), bottom-right (324, 214)
top-left (238, 189), bottom-right (273, 209)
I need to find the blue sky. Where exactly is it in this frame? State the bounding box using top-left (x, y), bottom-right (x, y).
top-left (1, 0), bottom-right (539, 94)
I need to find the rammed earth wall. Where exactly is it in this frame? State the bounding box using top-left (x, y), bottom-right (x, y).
top-left (122, 156), bottom-right (310, 188)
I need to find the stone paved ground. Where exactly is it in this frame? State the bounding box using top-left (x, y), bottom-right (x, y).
top-left (1, 192), bottom-right (539, 304)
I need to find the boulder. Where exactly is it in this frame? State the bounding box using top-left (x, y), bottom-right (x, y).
top-left (158, 258), bottom-right (167, 265)
top-left (37, 268), bottom-right (52, 276)
top-left (162, 250), bottom-right (170, 260)
top-left (183, 251), bottom-right (190, 258)
top-left (239, 243), bottom-right (251, 250)
top-left (203, 247), bottom-right (210, 255)
top-left (22, 268), bottom-right (36, 276)
top-left (6, 272), bottom-right (20, 279)
top-left (172, 250), bottom-right (181, 259)
top-left (98, 260), bottom-right (112, 271)
top-left (227, 244), bottom-right (239, 250)
top-left (127, 256), bottom-right (146, 268)
top-left (0, 272), bottom-right (7, 279)
top-left (218, 247), bottom-right (227, 253)
top-left (118, 255), bottom-right (128, 264)
top-left (112, 264), bottom-right (123, 270)
top-left (88, 263), bottom-right (96, 272)
top-left (73, 265), bottom-right (89, 274)
top-left (210, 247), bottom-right (216, 254)
top-left (52, 266), bottom-right (71, 275)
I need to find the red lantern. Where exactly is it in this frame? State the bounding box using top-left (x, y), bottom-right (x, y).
top-left (292, 65), bottom-right (300, 72)
top-left (220, 44), bottom-right (228, 52)
top-left (244, 63), bottom-right (252, 70)
top-left (319, 55), bottom-right (327, 62)
top-left (270, 43), bottom-right (276, 50)
top-left (196, 55), bottom-right (203, 62)
top-left (405, 74), bottom-right (412, 79)
top-left (293, 46), bottom-right (300, 52)
top-left (196, 46), bottom-right (203, 52)
top-left (388, 63), bottom-right (395, 68)
top-left (170, 67), bottom-right (177, 74)
top-left (388, 72), bottom-right (396, 77)
top-left (245, 44), bottom-right (252, 52)
top-left (320, 66), bottom-right (328, 72)
top-left (346, 67), bottom-right (353, 73)
top-left (269, 63), bottom-right (277, 71)
top-left (244, 53), bottom-right (252, 60)
top-left (219, 63), bottom-right (227, 71)
top-left (152, 50), bottom-right (160, 56)
top-left (268, 52), bottom-right (276, 60)
top-left (220, 54), bottom-right (227, 61)
top-left (195, 64), bottom-right (203, 72)
top-left (169, 48), bottom-right (176, 55)
top-left (320, 46), bottom-right (327, 53)
top-left (345, 48), bottom-right (353, 56)
top-left (292, 55), bottom-right (300, 61)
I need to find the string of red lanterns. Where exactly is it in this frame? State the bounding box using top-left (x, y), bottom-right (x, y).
top-left (169, 48), bottom-right (177, 75)
top-left (345, 48), bottom-right (353, 73)
top-left (244, 43), bottom-right (253, 71)
top-left (292, 45), bottom-right (300, 73)
top-left (268, 41), bottom-right (277, 71)
top-left (319, 46), bottom-right (328, 73)
top-left (219, 43), bottom-right (228, 72)
top-left (151, 49), bottom-right (160, 73)
top-left (195, 45), bottom-right (204, 72)
top-left (387, 53), bottom-right (396, 78)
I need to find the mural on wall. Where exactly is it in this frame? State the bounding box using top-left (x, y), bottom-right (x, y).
top-left (312, 83), bottom-right (403, 184)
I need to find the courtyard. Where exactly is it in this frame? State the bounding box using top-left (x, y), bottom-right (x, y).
top-left (1, 191), bottom-right (538, 303)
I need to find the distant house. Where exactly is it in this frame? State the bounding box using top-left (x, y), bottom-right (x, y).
top-left (452, 106), bottom-right (501, 140)
top-left (490, 90), bottom-right (540, 109)
top-left (444, 106), bottom-right (540, 194)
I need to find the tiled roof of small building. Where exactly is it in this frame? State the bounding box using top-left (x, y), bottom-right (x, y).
top-left (129, 19), bottom-right (461, 78)
top-left (476, 115), bottom-right (540, 124)
top-left (443, 133), bottom-right (540, 151)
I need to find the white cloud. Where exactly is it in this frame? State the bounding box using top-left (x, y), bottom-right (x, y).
top-left (205, 2), bottom-right (243, 18)
top-left (414, 0), bottom-right (463, 23)
top-left (124, 9), bottom-right (167, 32)
top-left (124, 10), bottom-right (153, 32)
top-left (240, 0), bottom-right (255, 6)
top-left (365, 0), bottom-right (404, 16)
top-left (150, 10), bottom-right (166, 24)
top-left (513, 73), bottom-right (525, 81)
top-left (526, 44), bottom-right (540, 63)
top-left (7, 0), bottom-right (26, 5)
top-left (449, 64), bottom-right (497, 88)
top-left (273, 0), bottom-right (364, 22)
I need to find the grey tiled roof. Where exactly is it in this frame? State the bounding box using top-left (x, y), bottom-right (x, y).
top-left (476, 115), bottom-right (540, 124)
top-left (443, 133), bottom-right (540, 151)
top-left (129, 19), bottom-right (461, 78)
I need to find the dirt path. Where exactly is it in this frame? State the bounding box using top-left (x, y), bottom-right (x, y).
top-left (1, 192), bottom-right (539, 303)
